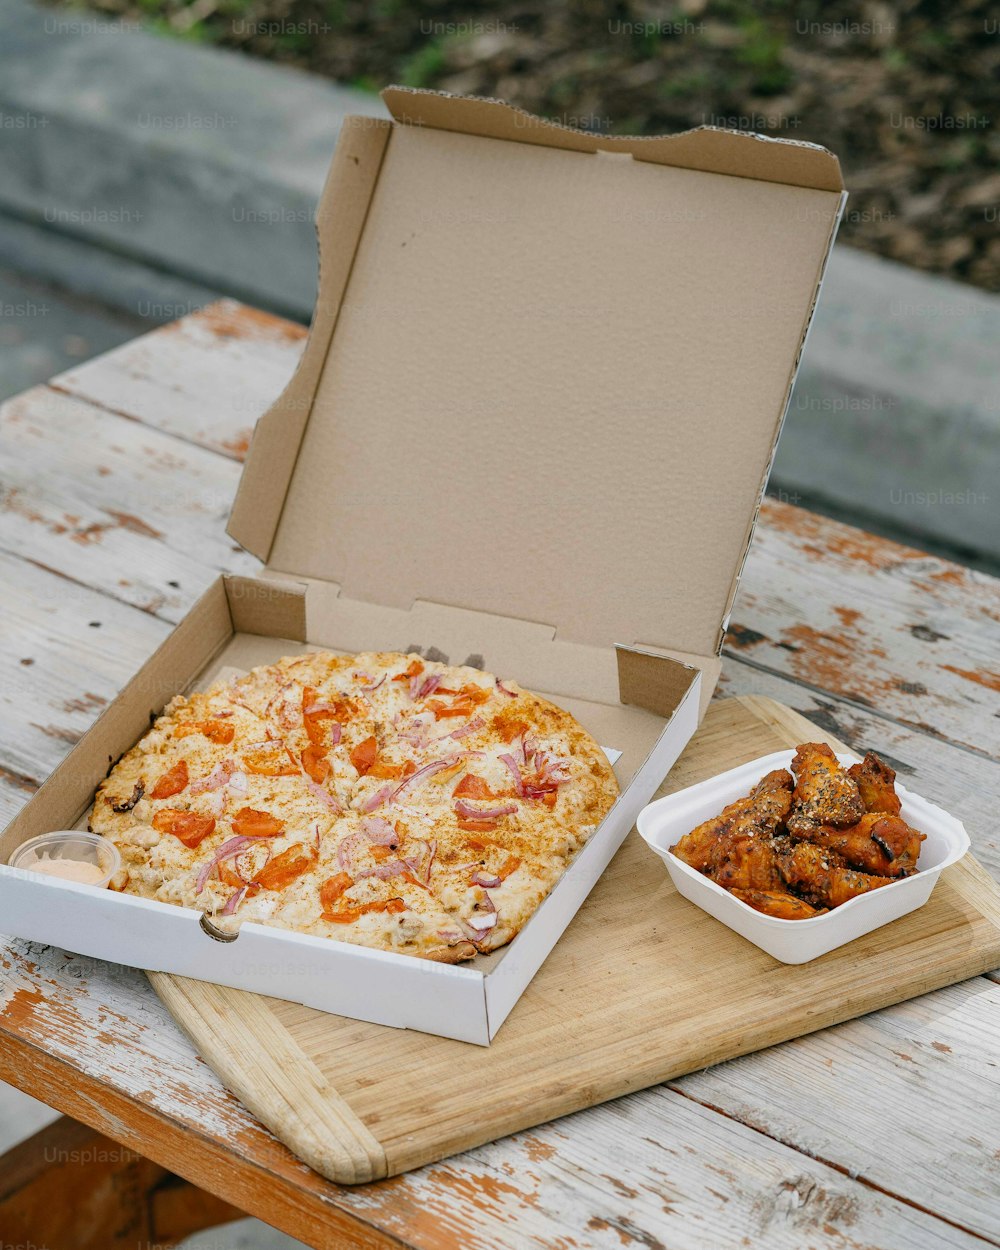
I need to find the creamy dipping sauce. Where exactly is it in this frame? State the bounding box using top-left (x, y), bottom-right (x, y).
top-left (22, 853), bottom-right (106, 885)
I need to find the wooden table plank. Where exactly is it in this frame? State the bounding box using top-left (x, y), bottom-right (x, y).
top-left (730, 499), bottom-right (1000, 758)
top-left (0, 933), bottom-right (991, 1250)
top-left (0, 1116), bottom-right (244, 1250)
top-left (0, 943), bottom-right (398, 1250)
top-left (0, 550), bottom-right (169, 798)
top-left (332, 1092), bottom-right (990, 1250)
top-left (673, 975), bottom-right (1000, 1244)
top-left (52, 300), bottom-right (307, 461)
top-left (0, 385), bottom-right (258, 622)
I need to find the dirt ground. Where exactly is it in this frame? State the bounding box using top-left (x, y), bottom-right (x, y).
top-left (58, 0), bottom-right (1000, 290)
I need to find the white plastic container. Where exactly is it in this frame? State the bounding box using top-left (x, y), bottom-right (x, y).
top-left (637, 749), bottom-right (970, 963)
top-left (9, 831), bottom-right (120, 889)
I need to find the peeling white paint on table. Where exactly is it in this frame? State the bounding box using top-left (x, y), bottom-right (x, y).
top-left (1, 301), bottom-right (998, 1250)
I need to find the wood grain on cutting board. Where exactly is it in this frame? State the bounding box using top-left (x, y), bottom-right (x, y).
top-left (150, 696), bottom-right (1000, 1183)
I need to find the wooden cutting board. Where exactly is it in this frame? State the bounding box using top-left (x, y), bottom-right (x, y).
top-left (149, 696), bottom-right (1000, 1184)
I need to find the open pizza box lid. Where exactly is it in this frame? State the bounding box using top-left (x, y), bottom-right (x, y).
top-left (228, 86), bottom-right (845, 690)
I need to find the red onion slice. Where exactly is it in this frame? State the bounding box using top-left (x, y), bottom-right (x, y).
top-left (454, 799), bottom-right (518, 821)
top-left (523, 783), bottom-right (557, 800)
top-left (496, 679), bottom-right (518, 698)
top-left (361, 783), bottom-right (395, 813)
top-left (361, 815), bottom-right (397, 845)
top-left (412, 672), bottom-right (442, 700)
top-left (356, 858), bottom-right (411, 881)
top-left (195, 834), bottom-right (260, 895)
top-left (190, 759), bottom-right (235, 794)
top-left (337, 830), bottom-right (367, 874)
top-left (448, 716), bottom-right (484, 741)
top-left (534, 750), bottom-right (571, 782)
top-left (471, 870), bottom-right (502, 888)
top-left (305, 777), bottom-right (341, 812)
top-left (498, 753), bottom-right (525, 796)
top-left (392, 755), bottom-right (460, 801)
top-left (216, 834), bottom-right (258, 857)
top-left (467, 892), bottom-right (498, 931)
top-left (222, 886), bottom-right (247, 916)
top-left (229, 770), bottom-right (249, 795)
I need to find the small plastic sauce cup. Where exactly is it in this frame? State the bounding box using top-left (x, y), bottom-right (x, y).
top-left (8, 831), bottom-right (121, 889)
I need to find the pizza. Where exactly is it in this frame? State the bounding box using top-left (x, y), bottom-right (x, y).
top-left (90, 651), bottom-right (620, 963)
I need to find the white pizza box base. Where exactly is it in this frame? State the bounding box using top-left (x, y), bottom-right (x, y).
top-left (0, 576), bottom-right (701, 1045)
top-left (0, 89), bottom-right (845, 1044)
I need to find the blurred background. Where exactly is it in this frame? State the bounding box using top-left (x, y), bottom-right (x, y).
top-left (0, 4), bottom-right (996, 1246)
top-left (79, 0), bottom-right (1000, 288)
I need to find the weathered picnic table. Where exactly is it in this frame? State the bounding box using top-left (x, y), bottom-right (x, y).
top-left (1, 301), bottom-right (998, 1250)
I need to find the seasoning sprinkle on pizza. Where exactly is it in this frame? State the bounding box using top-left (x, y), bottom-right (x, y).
top-left (90, 652), bottom-right (620, 963)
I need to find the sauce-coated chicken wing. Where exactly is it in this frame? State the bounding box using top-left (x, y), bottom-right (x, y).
top-left (669, 769), bottom-right (792, 872)
top-left (848, 751), bottom-right (902, 816)
top-left (776, 840), bottom-right (894, 909)
top-left (795, 812), bottom-right (923, 877)
top-left (706, 833), bottom-right (785, 892)
top-left (788, 742), bottom-right (864, 835)
top-left (730, 888), bottom-right (828, 920)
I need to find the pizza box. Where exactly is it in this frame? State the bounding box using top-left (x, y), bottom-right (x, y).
top-left (0, 89), bottom-right (845, 1045)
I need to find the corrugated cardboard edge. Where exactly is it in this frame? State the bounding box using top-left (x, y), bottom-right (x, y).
top-left (382, 86), bottom-right (844, 191)
top-left (716, 187), bottom-right (849, 649)
top-left (225, 572), bottom-right (308, 640)
top-left (229, 117), bottom-right (393, 561)
top-left (617, 644), bottom-right (718, 721)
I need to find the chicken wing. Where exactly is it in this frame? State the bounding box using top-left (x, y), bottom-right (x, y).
top-left (706, 833), bottom-right (785, 892)
top-left (776, 840), bottom-right (894, 909)
top-left (750, 768), bottom-right (796, 832)
top-left (670, 769), bottom-right (792, 871)
top-left (848, 751), bottom-right (902, 816)
top-left (788, 742), bottom-right (864, 835)
top-left (730, 888), bottom-right (828, 920)
top-left (794, 812), bottom-right (923, 877)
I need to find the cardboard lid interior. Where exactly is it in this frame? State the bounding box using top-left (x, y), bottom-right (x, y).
top-left (233, 89), bottom-right (843, 658)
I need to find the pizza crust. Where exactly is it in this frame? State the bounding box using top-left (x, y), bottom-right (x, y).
top-left (91, 651), bottom-right (620, 962)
